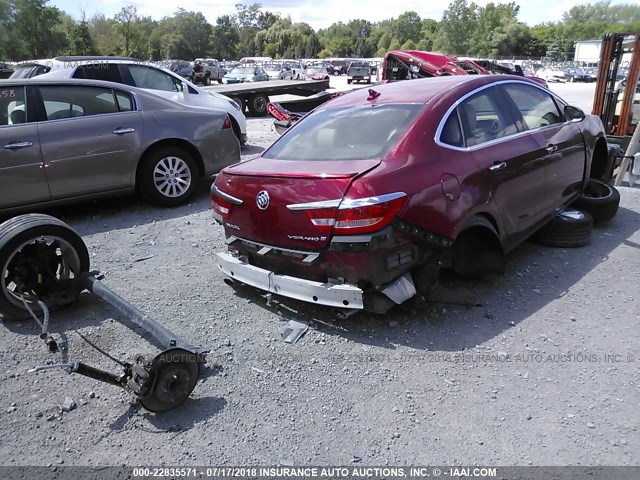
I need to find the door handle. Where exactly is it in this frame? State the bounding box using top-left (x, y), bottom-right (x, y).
top-left (112, 128), bottom-right (136, 135)
top-left (545, 144), bottom-right (558, 153)
top-left (489, 162), bottom-right (507, 172)
top-left (4, 141), bottom-right (33, 150)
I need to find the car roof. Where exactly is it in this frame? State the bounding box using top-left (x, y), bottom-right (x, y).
top-left (2, 77), bottom-right (221, 112)
top-left (4, 76), bottom-right (148, 92)
top-left (316, 75), bottom-right (538, 110)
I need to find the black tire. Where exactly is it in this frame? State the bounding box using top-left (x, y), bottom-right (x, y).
top-left (204, 75), bottom-right (211, 86)
top-left (533, 209), bottom-right (593, 248)
top-left (217, 78), bottom-right (223, 84)
top-left (138, 146), bottom-right (199, 207)
top-left (0, 214), bottom-right (89, 320)
top-left (248, 94), bottom-right (268, 116)
top-left (572, 179), bottom-right (620, 223)
top-left (347, 79), bottom-right (352, 84)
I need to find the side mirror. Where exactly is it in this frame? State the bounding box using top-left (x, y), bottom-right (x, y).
top-left (564, 105), bottom-right (584, 122)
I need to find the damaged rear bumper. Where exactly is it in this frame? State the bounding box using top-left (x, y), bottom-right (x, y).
top-left (215, 252), bottom-right (417, 311)
top-left (216, 252), bottom-right (365, 309)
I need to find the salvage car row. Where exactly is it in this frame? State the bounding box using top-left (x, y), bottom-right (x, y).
top-left (1, 59), bottom-right (621, 316)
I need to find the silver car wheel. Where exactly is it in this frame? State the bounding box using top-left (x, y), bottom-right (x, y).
top-left (153, 156), bottom-right (192, 198)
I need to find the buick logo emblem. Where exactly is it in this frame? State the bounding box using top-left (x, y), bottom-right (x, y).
top-left (256, 190), bottom-right (270, 210)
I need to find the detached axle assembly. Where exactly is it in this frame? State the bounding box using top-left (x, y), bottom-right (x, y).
top-left (0, 214), bottom-right (206, 412)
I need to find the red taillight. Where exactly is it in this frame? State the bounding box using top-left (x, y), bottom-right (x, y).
top-left (211, 194), bottom-right (233, 218)
top-left (267, 103), bottom-right (291, 121)
top-left (222, 115), bottom-right (232, 129)
top-left (335, 196), bottom-right (406, 234)
top-left (305, 207), bottom-right (338, 231)
top-left (303, 193), bottom-right (407, 235)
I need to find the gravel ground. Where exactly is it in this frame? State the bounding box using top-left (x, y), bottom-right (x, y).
top-left (0, 82), bottom-right (639, 468)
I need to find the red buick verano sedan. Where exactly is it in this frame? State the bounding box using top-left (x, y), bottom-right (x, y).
top-left (211, 75), bottom-right (609, 313)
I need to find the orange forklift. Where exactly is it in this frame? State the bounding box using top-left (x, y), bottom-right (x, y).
top-left (591, 32), bottom-right (640, 184)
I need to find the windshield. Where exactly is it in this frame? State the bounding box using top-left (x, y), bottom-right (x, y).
top-left (263, 104), bottom-right (423, 161)
top-left (307, 68), bottom-right (325, 74)
top-left (9, 64), bottom-right (51, 79)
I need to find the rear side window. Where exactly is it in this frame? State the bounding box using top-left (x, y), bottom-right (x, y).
top-left (115, 91), bottom-right (133, 111)
top-left (440, 109), bottom-right (464, 147)
top-left (263, 105), bottom-right (423, 161)
top-left (73, 63), bottom-right (123, 83)
top-left (39, 85), bottom-right (119, 120)
top-left (128, 65), bottom-right (182, 92)
top-left (501, 83), bottom-right (564, 130)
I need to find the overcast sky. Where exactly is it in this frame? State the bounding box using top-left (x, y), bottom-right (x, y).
top-left (50, 0), bottom-right (629, 30)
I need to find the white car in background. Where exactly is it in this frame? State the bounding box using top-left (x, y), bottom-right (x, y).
top-left (23, 56), bottom-right (247, 144)
top-left (536, 67), bottom-right (568, 83)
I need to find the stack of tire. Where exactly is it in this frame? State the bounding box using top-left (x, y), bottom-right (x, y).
top-left (533, 179), bottom-right (620, 248)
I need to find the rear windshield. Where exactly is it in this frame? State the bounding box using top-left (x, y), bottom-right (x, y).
top-left (263, 104), bottom-right (423, 161)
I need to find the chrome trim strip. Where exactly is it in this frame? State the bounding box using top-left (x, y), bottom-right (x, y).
top-left (338, 192), bottom-right (407, 209)
top-left (216, 252), bottom-right (364, 309)
top-left (287, 198), bottom-right (342, 210)
top-left (288, 192), bottom-right (407, 211)
top-left (211, 184), bottom-right (243, 205)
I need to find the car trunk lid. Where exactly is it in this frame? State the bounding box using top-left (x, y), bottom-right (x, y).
top-left (212, 157), bottom-right (381, 250)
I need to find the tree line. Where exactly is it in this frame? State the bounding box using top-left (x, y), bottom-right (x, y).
top-left (1, 0), bottom-right (639, 62)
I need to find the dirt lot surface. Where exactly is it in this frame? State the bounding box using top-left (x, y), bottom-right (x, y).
top-left (1, 84), bottom-right (639, 468)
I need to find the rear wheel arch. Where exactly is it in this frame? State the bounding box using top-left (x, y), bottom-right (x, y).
top-left (449, 214), bottom-right (505, 277)
top-left (137, 139), bottom-right (205, 184)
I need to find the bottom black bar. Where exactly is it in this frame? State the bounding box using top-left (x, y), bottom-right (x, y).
top-left (1, 466), bottom-right (640, 480)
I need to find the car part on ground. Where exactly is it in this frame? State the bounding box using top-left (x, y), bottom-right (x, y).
top-left (532, 209), bottom-right (593, 248)
top-left (0, 214), bottom-right (206, 412)
top-left (0, 214), bottom-right (89, 319)
top-left (212, 75), bottom-right (608, 314)
top-left (0, 78), bottom-right (241, 215)
top-left (572, 179), bottom-right (621, 223)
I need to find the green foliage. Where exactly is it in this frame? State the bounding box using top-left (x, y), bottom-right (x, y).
top-left (12, 0), bottom-right (67, 58)
top-left (1, 0), bottom-right (639, 63)
top-left (67, 20), bottom-right (98, 55)
top-left (210, 14), bottom-right (239, 60)
top-left (433, 0), bottom-right (479, 54)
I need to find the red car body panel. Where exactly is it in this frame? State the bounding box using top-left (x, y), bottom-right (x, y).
top-left (382, 50), bottom-right (547, 87)
top-left (212, 75), bottom-right (604, 312)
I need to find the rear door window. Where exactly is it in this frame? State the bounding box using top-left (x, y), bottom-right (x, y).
top-left (457, 87), bottom-right (519, 147)
top-left (263, 104), bottom-right (423, 161)
top-left (39, 85), bottom-right (119, 120)
top-left (127, 65), bottom-right (182, 92)
top-left (73, 63), bottom-right (123, 82)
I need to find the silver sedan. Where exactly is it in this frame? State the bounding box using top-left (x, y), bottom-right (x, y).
top-left (0, 78), bottom-right (240, 213)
